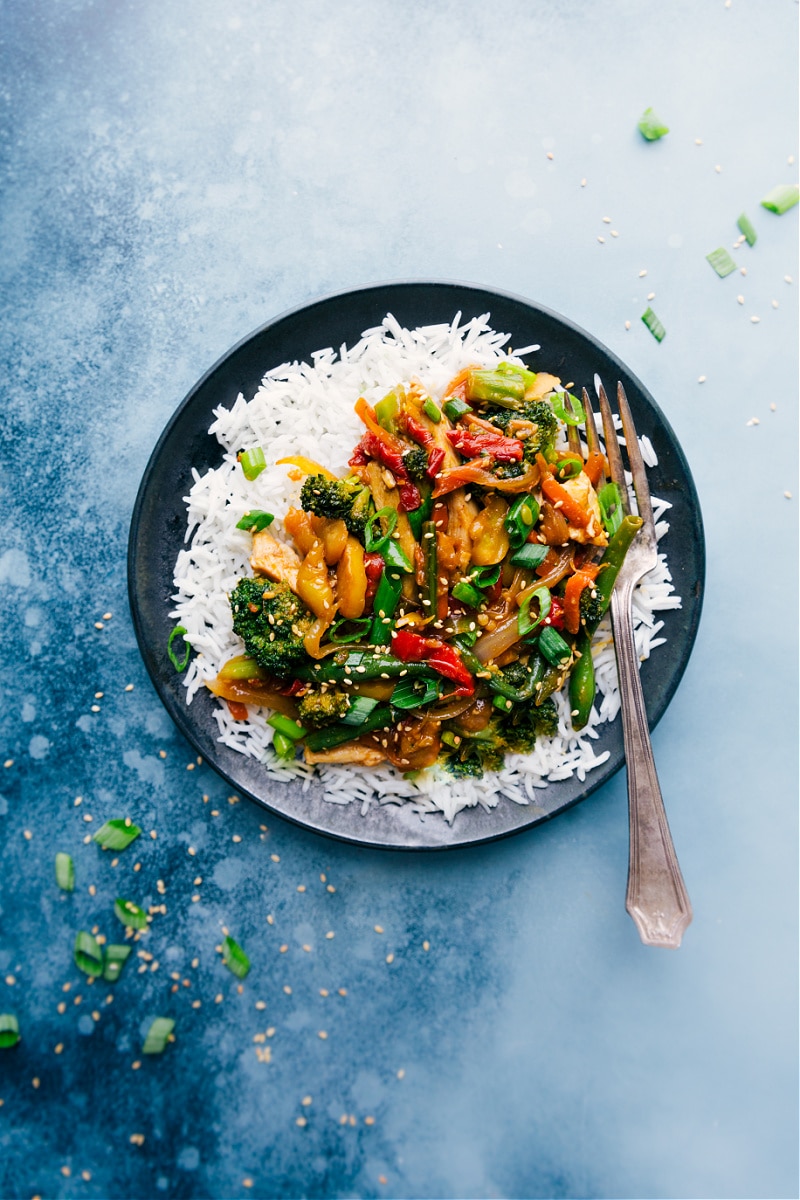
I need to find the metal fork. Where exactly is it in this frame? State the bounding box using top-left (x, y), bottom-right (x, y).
top-left (592, 380), bottom-right (693, 948)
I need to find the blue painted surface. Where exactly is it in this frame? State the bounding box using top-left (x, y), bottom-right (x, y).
top-left (0, 2), bottom-right (797, 1198)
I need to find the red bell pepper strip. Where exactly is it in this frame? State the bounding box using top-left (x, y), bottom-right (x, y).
top-left (447, 428), bottom-right (524, 463)
top-left (358, 432), bottom-right (422, 511)
top-left (390, 628), bottom-right (475, 696)
top-left (543, 594), bottom-right (565, 631)
top-left (400, 415), bottom-right (446, 479)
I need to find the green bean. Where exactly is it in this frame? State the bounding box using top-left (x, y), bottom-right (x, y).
top-left (296, 651), bottom-right (435, 685)
top-left (568, 631), bottom-right (595, 730)
top-left (304, 705), bottom-right (394, 752)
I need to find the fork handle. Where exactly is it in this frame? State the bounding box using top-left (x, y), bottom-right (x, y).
top-left (610, 586), bottom-right (693, 948)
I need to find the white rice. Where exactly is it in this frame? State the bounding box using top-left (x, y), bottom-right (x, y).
top-left (170, 312), bottom-right (680, 824)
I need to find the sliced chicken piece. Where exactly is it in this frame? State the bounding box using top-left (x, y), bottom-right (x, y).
top-left (447, 489), bottom-right (480, 572)
top-left (304, 744), bottom-right (386, 767)
top-left (250, 529), bottom-right (302, 590)
top-left (560, 473), bottom-right (608, 547)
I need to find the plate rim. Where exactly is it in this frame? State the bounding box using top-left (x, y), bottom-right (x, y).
top-left (127, 278), bottom-right (706, 851)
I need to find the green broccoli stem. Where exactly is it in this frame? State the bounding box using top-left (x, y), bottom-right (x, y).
top-left (296, 651), bottom-right (436, 685)
top-left (304, 705), bottom-right (394, 752)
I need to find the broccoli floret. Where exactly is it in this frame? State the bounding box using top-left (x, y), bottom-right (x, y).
top-left (443, 732), bottom-right (506, 778)
top-left (499, 697), bottom-right (559, 752)
top-left (229, 578), bottom-right (315, 677)
top-left (299, 474), bottom-right (367, 521)
top-left (402, 446), bottom-right (429, 482)
top-left (579, 582), bottom-right (606, 630)
top-left (345, 486), bottom-right (373, 539)
top-left (296, 689), bottom-right (351, 729)
top-left (499, 660), bottom-right (529, 688)
top-left (486, 399), bottom-right (559, 462)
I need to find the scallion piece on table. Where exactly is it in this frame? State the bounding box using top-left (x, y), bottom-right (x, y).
top-left (641, 307), bottom-right (666, 342)
top-left (102, 944), bottom-right (132, 982)
top-left (391, 676), bottom-right (440, 710)
top-left (235, 510), bottom-right (274, 533)
top-left (518, 587), bottom-right (551, 638)
top-left (706, 247), bottom-right (737, 278)
top-left (736, 213), bottom-right (757, 246)
top-left (451, 580), bottom-right (485, 609)
top-left (222, 935), bottom-right (251, 979)
top-left (637, 107), bottom-right (669, 141)
top-left (55, 852), bottom-right (75, 892)
top-left (114, 898), bottom-right (148, 931)
top-left (271, 731), bottom-right (296, 760)
top-left (442, 397), bottom-right (471, 423)
top-left (142, 1016), bottom-right (175, 1055)
top-left (74, 931), bottom-right (104, 976)
top-left (364, 507), bottom-right (398, 554)
top-left (509, 542), bottom-right (549, 570)
top-left (598, 481), bottom-right (625, 536)
top-left (550, 390), bottom-right (585, 426)
top-left (537, 626), bottom-right (572, 666)
top-left (167, 625), bottom-right (191, 671)
top-left (0, 1014), bottom-right (20, 1049)
top-left (760, 184), bottom-right (799, 215)
top-left (267, 713), bottom-right (307, 741)
top-left (505, 495), bottom-right (540, 547)
top-left (422, 397), bottom-right (442, 423)
top-left (341, 695), bottom-right (379, 726)
top-left (93, 818), bottom-right (141, 852)
top-left (239, 446), bottom-right (266, 480)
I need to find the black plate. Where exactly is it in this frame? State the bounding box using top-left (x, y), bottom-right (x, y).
top-left (128, 281), bottom-right (705, 850)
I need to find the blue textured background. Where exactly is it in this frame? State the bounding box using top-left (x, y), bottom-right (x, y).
top-left (0, 2), bottom-right (797, 1198)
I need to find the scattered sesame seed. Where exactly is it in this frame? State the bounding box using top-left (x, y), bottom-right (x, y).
top-left (243, 1180), bottom-right (253, 1190)
top-left (546, 151), bottom-right (554, 160)
top-left (215, 994), bottom-right (223, 1004)
top-left (638, 269), bottom-right (647, 278)
top-left (695, 137), bottom-right (703, 145)
top-left (597, 236), bottom-right (605, 244)
top-left (32, 1078), bottom-right (40, 1089)
top-left (580, 177), bottom-right (587, 187)
top-left (771, 300), bottom-right (779, 309)
top-left (386, 954), bottom-right (394, 964)
top-left (325, 931), bottom-right (334, 940)
top-left (714, 164), bottom-right (722, 173)
top-left (5, 975), bottom-right (15, 986)
top-left (338, 988), bottom-right (347, 997)
top-left (698, 375), bottom-right (706, 383)
top-left (624, 320), bottom-right (631, 330)
top-left (784, 491), bottom-right (792, 499)
top-left (279, 945), bottom-right (288, 954)
top-left (397, 1068), bottom-right (405, 1079)
top-left (271, 854), bottom-right (280, 863)
top-left (737, 295), bottom-right (744, 305)
top-left (422, 941), bottom-right (430, 951)
top-left (54, 1043), bottom-right (63, 1054)
top-left (785, 276), bottom-right (793, 284)
top-left (318, 1031), bottom-right (328, 1040)
top-left (302, 945), bottom-right (312, 953)
top-left (751, 316), bottom-right (760, 323)
top-left (740, 267), bottom-right (747, 276)
top-left (232, 835), bottom-right (241, 843)
top-left (129, 1132), bottom-right (145, 1144)
top-left (365, 1116), bottom-right (375, 1126)
top-left (746, 417), bottom-right (760, 426)
top-left (125, 684), bottom-right (134, 692)
top-left (3, 760), bottom-right (12, 769)
top-left (374, 926), bottom-right (384, 934)
top-left (326, 885), bottom-right (335, 893)
top-left (770, 402), bottom-right (777, 412)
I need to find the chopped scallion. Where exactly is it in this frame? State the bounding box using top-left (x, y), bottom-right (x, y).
top-left (706, 247), bottom-right (737, 278)
top-left (736, 213), bottom-right (757, 246)
top-left (422, 398), bottom-right (442, 423)
top-left (328, 617), bottom-right (373, 644)
top-left (222, 935), bottom-right (250, 979)
top-left (598, 482), bottom-right (625, 536)
top-left (364, 507), bottom-right (398, 554)
top-left (391, 676), bottom-right (440, 710)
top-left (638, 107), bottom-right (669, 141)
top-left (103, 944), bottom-right (132, 982)
top-left (271, 731), bottom-right (296, 760)
top-left (492, 695), bottom-right (514, 713)
top-left (93, 819), bottom-right (141, 852)
top-left (74, 931), bottom-right (104, 976)
top-left (235, 510), bottom-right (274, 533)
top-left (442, 397), bottom-right (471, 423)
top-left (469, 564), bottom-right (501, 589)
top-left (509, 542), bottom-right (549, 570)
top-left (114, 898), bottom-right (148, 931)
top-left (0, 1014), bottom-right (20, 1049)
top-left (375, 390), bottom-right (400, 431)
top-left (267, 713), bottom-right (307, 741)
top-left (550, 391), bottom-right (585, 426)
top-left (505, 494), bottom-right (540, 548)
top-left (641, 307), bottom-right (666, 342)
top-left (537, 626), bottom-right (572, 666)
top-left (451, 580), bottom-right (485, 609)
top-left (55, 852), bottom-right (75, 892)
top-left (518, 587), bottom-right (551, 638)
top-left (382, 539), bottom-right (413, 574)
top-left (167, 625), bottom-right (191, 671)
top-left (341, 695), bottom-right (379, 726)
top-left (239, 446), bottom-right (266, 480)
top-left (761, 184), bottom-right (799, 215)
top-left (142, 1016), bottom-right (175, 1055)
top-left (555, 454), bottom-right (584, 481)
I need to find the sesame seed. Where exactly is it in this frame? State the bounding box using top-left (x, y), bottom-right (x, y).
top-left (784, 491), bottom-right (792, 499)
top-left (751, 316), bottom-right (760, 324)
top-left (698, 375), bottom-right (706, 383)
top-left (638, 269), bottom-right (647, 278)
top-left (318, 1030), bottom-right (328, 1039)
top-left (624, 320), bottom-right (631, 330)
top-left (597, 236), bottom-right (605, 244)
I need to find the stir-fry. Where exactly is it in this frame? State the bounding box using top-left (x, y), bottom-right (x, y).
top-left (207, 361), bottom-right (642, 777)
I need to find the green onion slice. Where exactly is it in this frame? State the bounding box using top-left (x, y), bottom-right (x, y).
top-left (328, 617), bottom-right (373, 644)
top-left (550, 391), bottom-right (585, 426)
top-left (267, 713), bottom-right (307, 741)
top-left (492, 694), bottom-right (514, 713)
top-left (0, 1014), bottom-right (20, 1049)
top-left (93, 819), bottom-right (141, 852)
top-left (509, 542), bottom-right (549, 570)
top-left (422, 397), bottom-right (442, 423)
top-left (451, 580), bottom-right (485, 609)
top-left (341, 695), bottom-right (379, 726)
top-left (598, 482), bottom-right (625, 536)
top-left (103, 944), bottom-right (132, 982)
top-left (167, 625), bottom-right (191, 671)
top-left (239, 446), bottom-right (266, 480)
top-left (382, 539), bottom-right (413, 574)
top-left (442, 397), bottom-right (471, 423)
top-left (469, 564), bottom-right (501, 589)
top-left (271, 731), bottom-right (296, 760)
top-left (537, 626), bottom-right (572, 666)
top-left (555, 454), bottom-right (584, 481)
top-left (761, 184), bottom-right (799, 215)
top-left (641, 307), bottom-right (666, 342)
top-left (74, 931), bottom-right (104, 976)
top-left (235, 509), bottom-right (274, 533)
top-left (638, 107), bottom-right (669, 141)
top-left (518, 587), bottom-right (551, 637)
top-left (142, 1016), bottom-right (175, 1055)
top-left (391, 676), bottom-right (441, 710)
top-left (505, 494), bottom-right (540, 548)
top-left (114, 898), bottom-right (148, 931)
top-left (706, 247), bottom-right (737, 278)
top-left (222, 935), bottom-right (251, 979)
top-left (375, 390), bottom-right (400, 432)
top-left (737, 213), bottom-right (757, 246)
top-left (364, 507), bottom-right (398, 553)
top-left (55, 852), bottom-right (75, 892)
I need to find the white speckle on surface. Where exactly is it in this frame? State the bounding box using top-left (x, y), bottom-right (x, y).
top-left (177, 1147), bottom-right (200, 1171)
top-left (21, 700), bottom-right (36, 724)
top-left (0, 549), bottom-right (31, 589)
top-left (28, 735), bottom-right (50, 760)
top-left (77, 1014), bottom-right (94, 1035)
